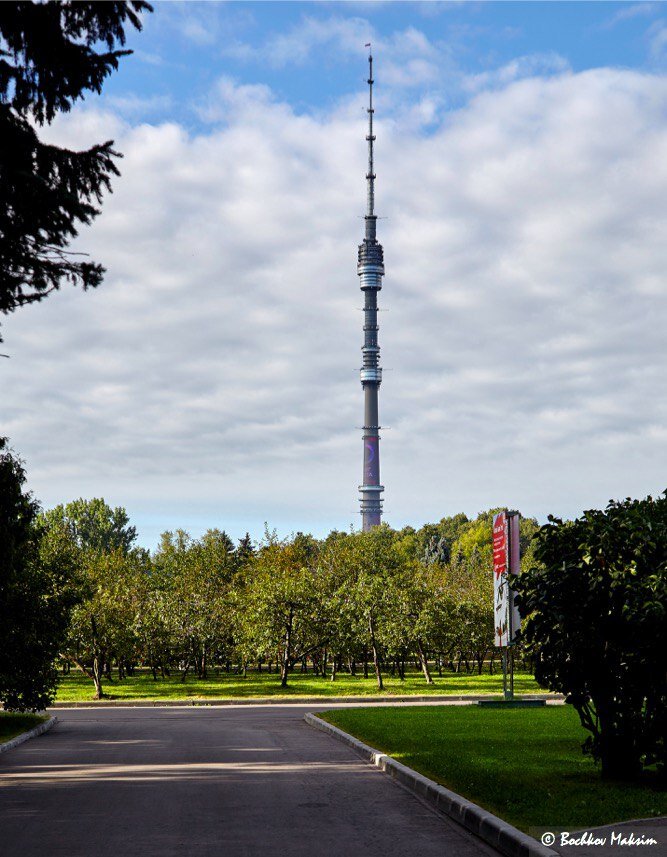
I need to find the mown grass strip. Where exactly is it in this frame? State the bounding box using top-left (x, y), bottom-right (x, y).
top-left (0, 713), bottom-right (48, 744)
top-left (318, 706), bottom-right (666, 834)
top-left (54, 668), bottom-right (544, 702)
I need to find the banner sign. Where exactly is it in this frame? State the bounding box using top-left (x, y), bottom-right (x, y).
top-left (492, 511), bottom-right (509, 647)
top-left (493, 510), bottom-right (522, 647)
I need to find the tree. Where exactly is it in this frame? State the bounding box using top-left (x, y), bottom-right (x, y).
top-left (341, 526), bottom-right (404, 690)
top-left (240, 534), bottom-right (324, 687)
top-left (0, 1), bottom-right (151, 340)
top-left (0, 438), bottom-right (79, 710)
top-left (152, 529), bottom-right (236, 681)
top-left (42, 497), bottom-right (137, 553)
top-left (65, 547), bottom-right (146, 698)
top-left (513, 495), bottom-right (667, 779)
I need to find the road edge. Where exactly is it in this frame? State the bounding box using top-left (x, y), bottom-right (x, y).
top-left (0, 715), bottom-right (58, 755)
top-left (304, 711), bottom-right (558, 857)
top-left (50, 693), bottom-right (562, 708)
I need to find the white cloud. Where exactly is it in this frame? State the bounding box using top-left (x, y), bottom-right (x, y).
top-left (220, 15), bottom-right (445, 88)
top-left (133, 49), bottom-right (166, 67)
top-left (105, 93), bottom-right (174, 118)
top-left (222, 15), bottom-right (372, 68)
top-left (648, 20), bottom-right (667, 61)
top-left (464, 52), bottom-right (570, 92)
top-left (602, 2), bottom-right (658, 29)
top-left (4, 68), bottom-right (667, 546)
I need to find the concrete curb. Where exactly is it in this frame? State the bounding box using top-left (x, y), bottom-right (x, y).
top-left (305, 712), bottom-right (559, 857)
top-left (50, 693), bottom-right (561, 709)
top-left (0, 715), bottom-right (58, 755)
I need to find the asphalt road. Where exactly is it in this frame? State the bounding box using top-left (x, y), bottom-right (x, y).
top-left (0, 704), bottom-right (499, 857)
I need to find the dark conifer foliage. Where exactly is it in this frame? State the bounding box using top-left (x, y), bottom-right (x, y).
top-left (0, 438), bottom-right (79, 710)
top-left (0, 1), bottom-right (152, 338)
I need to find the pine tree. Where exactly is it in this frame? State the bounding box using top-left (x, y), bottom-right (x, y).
top-left (0, 1), bottom-right (152, 341)
top-left (0, 438), bottom-right (80, 710)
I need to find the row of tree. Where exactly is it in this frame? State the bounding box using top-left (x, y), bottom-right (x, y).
top-left (0, 440), bottom-right (540, 705)
top-left (47, 500), bottom-right (540, 700)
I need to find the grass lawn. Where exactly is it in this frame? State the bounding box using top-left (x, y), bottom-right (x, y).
top-left (54, 667), bottom-right (545, 702)
top-left (0, 712), bottom-right (47, 743)
top-left (318, 706), bottom-right (666, 834)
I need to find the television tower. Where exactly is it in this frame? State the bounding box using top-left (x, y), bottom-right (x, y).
top-left (358, 48), bottom-right (385, 531)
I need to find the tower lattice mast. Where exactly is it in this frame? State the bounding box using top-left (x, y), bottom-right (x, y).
top-left (358, 47), bottom-right (384, 530)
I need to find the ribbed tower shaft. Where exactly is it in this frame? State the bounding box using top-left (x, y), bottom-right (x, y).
top-left (358, 51), bottom-right (384, 531)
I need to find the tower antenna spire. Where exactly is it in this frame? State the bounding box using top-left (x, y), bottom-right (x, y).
top-left (366, 43), bottom-right (375, 220)
top-left (357, 47), bottom-right (385, 530)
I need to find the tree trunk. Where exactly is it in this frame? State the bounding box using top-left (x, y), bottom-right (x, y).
top-left (363, 650), bottom-right (369, 679)
top-left (368, 617), bottom-right (383, 690)
top-left (61, 653), bottom-right (96, 692)
top-left (600, 735), bottom-right (642, 780)
top-left (417, 640), bottom-right (433, 684)
top-left (89, 617), bottom-right (104, 699)
top-left (330, 655), bottom-right (337, 682)
top-left (280, 608), bottom-right (293, 688)
top-left (92, 654), bottom-right (103, 699)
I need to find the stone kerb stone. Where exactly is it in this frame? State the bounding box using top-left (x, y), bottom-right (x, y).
top-left (0, 715), bottom-right (58, 754)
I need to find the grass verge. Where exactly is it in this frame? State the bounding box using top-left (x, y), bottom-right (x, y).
top-left (54, 668), bottom-right (544, 702)
top-left (318, 705), bottom-right (666, 834)
top-left (0, 712), bottom-right (47, 744)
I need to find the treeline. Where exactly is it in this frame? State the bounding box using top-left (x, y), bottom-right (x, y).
top-left (4, 441), bottom-right (544, 707)
top-left (42, 499), bottom-right (540, 700)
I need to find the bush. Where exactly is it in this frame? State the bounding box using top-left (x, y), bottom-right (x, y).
top-left (513, 493), bottom-right (667, 779)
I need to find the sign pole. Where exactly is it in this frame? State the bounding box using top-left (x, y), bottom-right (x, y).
top-left (483, 510), bottom-right (545, 709)
top-left (503, 540), bottom-right (514, 702)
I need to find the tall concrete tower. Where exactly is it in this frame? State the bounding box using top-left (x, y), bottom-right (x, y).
top-left (358, 49), bottom-right (385, 531)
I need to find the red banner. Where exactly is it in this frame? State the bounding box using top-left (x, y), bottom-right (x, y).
top-left (493, 511), bottom-right (509, 646)
top-left (493, 511), bottom-right (507, 580)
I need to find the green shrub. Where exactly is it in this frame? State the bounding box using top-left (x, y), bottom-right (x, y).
top-left (514, 493), bottom-right (667, 779)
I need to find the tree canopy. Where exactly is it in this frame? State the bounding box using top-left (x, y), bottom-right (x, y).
top-left (0, 1), bottom-right (151, 339)
top-left (514, 494), bottom-right (667, 779)
top-left (0, 438), bottom-right (78, 710)
top-left (41, 497), bottom-right (137, 554)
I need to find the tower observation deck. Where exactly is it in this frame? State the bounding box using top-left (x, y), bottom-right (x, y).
top-left (358, 49), bottom-right (384, 531)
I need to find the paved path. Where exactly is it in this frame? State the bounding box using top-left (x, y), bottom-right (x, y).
top-left (0, 704), bottom-right (499, 857)
top-left (552, 817), bottom-right (667, 857)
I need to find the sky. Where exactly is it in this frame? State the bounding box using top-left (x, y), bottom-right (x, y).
top-left (3, 1), bottom-right (667, 549)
